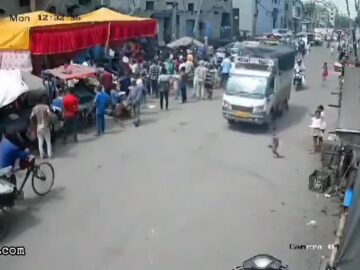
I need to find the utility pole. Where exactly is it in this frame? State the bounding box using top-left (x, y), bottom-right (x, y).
top-left (193, 0), bottom-right (204, 38)
top-left (253, 0), bottom-right (259, 37)
top-left (30, 0), bottom-right (36, 11)
top-left (345, 0), bottom-right (358, 58)
top-left (172, 2), bottom-right (178, 41)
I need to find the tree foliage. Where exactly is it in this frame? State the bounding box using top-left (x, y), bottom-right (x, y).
top-left (335, 13), bottom-right (353, 28)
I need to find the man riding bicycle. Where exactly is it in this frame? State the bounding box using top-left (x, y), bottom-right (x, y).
top-left (0, 131), bottom-right (32, 198)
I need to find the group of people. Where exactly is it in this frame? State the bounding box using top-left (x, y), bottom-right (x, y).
top-left (1, 45), bottom-right (222, 163)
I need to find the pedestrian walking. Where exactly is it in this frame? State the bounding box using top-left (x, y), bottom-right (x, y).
top-left (193, 61), bottom-right (207, 100)
top-left (94, 87), bottom-right (110, 136)
top-left (30, 95), bottom-right (52, 159)
top-left (221, 54), bottom-right (231, 88)
top-left (62, 88), bottom-right (79, 144)
top-left (179, 66), bottom-right (188, 104)
top-left (322, 62), bottom-right (328, 81)
top-left (127, 79), bottom-right (143, 127)
top-left (149, 61), bottom-right (161, 98)
top-left (158, 67), bottom-right (170, 110)
top-left (205, 63), bottom-right (216, 100)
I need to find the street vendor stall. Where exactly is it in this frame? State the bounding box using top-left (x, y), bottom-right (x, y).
top-left (0, 8), bottom-right (157, 55)
top-left (0, 8), bottom-right (157, 72)
top-left (42, 64), bottom-right (98, 127)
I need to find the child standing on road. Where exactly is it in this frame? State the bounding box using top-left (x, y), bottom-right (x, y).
top-left (322, 62), bottom-right (329, 81)
top-left (268, 128), bottom-right (283, 158)
top-left (310, 110), bottom-right (322, 153)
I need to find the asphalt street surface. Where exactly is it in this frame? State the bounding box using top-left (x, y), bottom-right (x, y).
top-left (1, 47), bottom-right (341, 270)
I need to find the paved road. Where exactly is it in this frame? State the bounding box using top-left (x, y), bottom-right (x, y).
top-left (1, 47), bottom-right (340, 270)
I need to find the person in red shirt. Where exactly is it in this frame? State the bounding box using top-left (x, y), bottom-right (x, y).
top-left (62, 88), bottom-right (79, 144)
top-left (99, 70), bottom-right (113, 95)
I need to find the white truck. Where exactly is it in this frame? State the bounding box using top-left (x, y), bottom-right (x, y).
top-left (222, 44), bottom-right (296, 129)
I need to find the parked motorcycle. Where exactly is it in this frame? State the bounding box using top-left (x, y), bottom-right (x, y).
top-left (293, 68), bottom-right (303, 90)
top-left (232, 254), bottom-right (288, 270)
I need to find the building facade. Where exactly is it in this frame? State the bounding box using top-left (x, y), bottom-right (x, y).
top-left (130, 0), bottom-right (233, 45)
top-left (232, 0), bottom-right (255, 37)
top-left (256, 0), bottom-right (287, 35)
top-left (287, 0), bottom-right (304, 33)
top-left (302, 0), bottom-right (338, 28)
top-left (233, 0), bottom-right (290, 37)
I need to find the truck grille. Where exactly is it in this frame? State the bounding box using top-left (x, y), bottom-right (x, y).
top-left (231, 105), bottom-right (252, 113)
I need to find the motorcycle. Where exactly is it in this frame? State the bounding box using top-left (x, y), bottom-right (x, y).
top-left (232, 254), bottom-right (288, 270)
top-left (293, 68), bottom-right (303, 90)
top-left (334, 62), bottom-right (342, 72)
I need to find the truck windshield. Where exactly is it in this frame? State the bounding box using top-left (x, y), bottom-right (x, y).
top-left (226, 76), bottom-right (267, 98)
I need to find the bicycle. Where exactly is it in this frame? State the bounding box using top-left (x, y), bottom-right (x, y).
top-left (2, 157), bottom-right (55, 198)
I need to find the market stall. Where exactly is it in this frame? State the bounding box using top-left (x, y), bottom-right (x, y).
top-left (0, 8), bottom-right (157, 72)
top-left (0, 8), bottom-right (157, 55)
top-left (43, 64), bottom-right (98, 127)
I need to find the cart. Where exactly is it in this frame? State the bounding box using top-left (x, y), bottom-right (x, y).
top-left (42, 64), bottom-right (98, 128)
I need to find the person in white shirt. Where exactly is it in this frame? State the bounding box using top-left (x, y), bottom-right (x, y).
top-left (310, 110), bottom-right (322, 152)
top-left (193, 61), bottom-right (207, 100)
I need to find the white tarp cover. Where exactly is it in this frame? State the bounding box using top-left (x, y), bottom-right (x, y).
top-left (167, 37), bottom-right (204, 48)
top-left (0, 69), bottom-right (29, 108)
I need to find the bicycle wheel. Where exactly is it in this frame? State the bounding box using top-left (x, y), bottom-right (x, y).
top-left (31, 162), bottom-right (55, 196)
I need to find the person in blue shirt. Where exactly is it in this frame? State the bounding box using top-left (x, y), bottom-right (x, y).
top-left (94, 87), bottom-right (111, 136)
top-left (221, 53), bottom-right (232, 88)
top-left (0, 132), bottom-right (30, 170)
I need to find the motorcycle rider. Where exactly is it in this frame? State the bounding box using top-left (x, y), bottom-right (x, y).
top-left (294, 58), bottom-right (306, 86)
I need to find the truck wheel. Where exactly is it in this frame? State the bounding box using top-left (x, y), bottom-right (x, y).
top-left (227, 119), bottom-right (235, 127)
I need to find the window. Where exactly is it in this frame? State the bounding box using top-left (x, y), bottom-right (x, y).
top-left (19, 0), bottom-right (30, 7)
top-left (188, 3), bottom-right (194, 12)
top-left (79, 0), bottom-right (91, 5)
top-left (146, 1), bottom-right (154, 11)
top-left (166, 2), bottom-right (173, 9)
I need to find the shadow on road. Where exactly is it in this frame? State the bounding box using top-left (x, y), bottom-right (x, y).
top-left (276, 104), bottom-right (308, 132)
top-left (0, 186), bottom-right (65, 244)
top-left (228, 104), bottom-right (308, 134)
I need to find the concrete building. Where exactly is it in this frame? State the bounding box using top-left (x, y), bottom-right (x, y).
top-left (256, 0), bottom-right (288, 34)
top-left (126, 0), bottom-right (233, 45)
top-left (232, 0), bottom-right (254, 37)
top-left (233, 0), bottom-right (290, 37)
top-left (286, 0), bottom-right (304, 33)
top-left (302, 0), bottom-right (338, 28)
